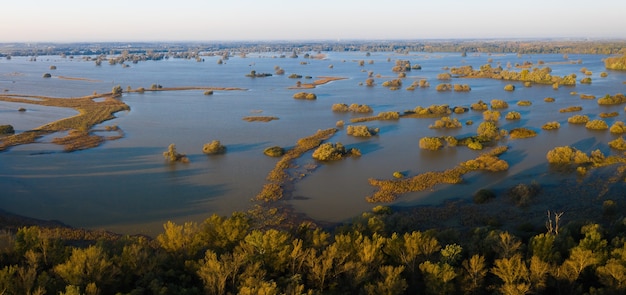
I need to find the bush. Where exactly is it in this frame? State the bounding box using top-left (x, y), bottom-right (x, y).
top-left (559, 106), bottom-right (582, 113)
top-left (349, 104), bottom-right (373, 113)
top-left (599, 112), bottom-right (619, 118)
top-left (435, 83), bottom-right (452, 91)
top-left (203, 90), bottom-right (214, 95)
top-left (517, 100), bottom-right (532, 106)
top-left (542, 121), bottom-right (560, 130)
top-left (509, 182), bottom-right (540, 207)
top-left (546, 146), bottom-right (590, 164)
top-left (544, 97), bottom-right (555, 103)
top-left (608, 136), bottom-right (626, 150)
top-left (490, 99), bottom-right (509, 109)
top-left (453, 106), bottom-right (466, 114)
top-left (0, 124), bottom-right (15, 134)
top-left (477, 121), bottom-right (499, 140)
top-left (567, 115), bottom-right (589, 124)
top-left (579, 94), bottom-right (595, 100)
top-left (483, 110), bottom-right (501, 122)
top-left (392, 171), bottom-right (404, 179)
top-left (336, 120), bottom-right (344, 128)
top-left (346, 125), bottom-right (379, 137)
top-left (312, 142), bottom-right (356, 161)
top-left (610, 121), bottom-right (626, 134)
top-left (580, 77), bottom-right (592, 84)
top-left (378, 111), bottom-right (400, 120)
top-left (505, 111), bottom-right (521, 120)
top-left (419, 137), bottom-right (444, 150)
top-left (470, 100), bottom-right (488, 110)
top-left (509, 128), bottom-right (537, 139)
top-left (263, 146), bottom-right (285, 157)
top-left (473, 189), bottom-right (496, 204)
top-left (429, 117), bottom-right (462, 129)
top-left (585, 119), bottom-right (608, 130)
top-left (597, 93), bottom-right (626, 105)
top-left (163, 144), bottom-right (189, 163)
top-left (331, 103), bottom-right (349, 112)
top-left (453, 84), bottom-right (471, 92)
top-left (504, 84), bottom-right (515, 91)
top-left (600, 72), bottom-right (608, 78)
top-left (293, 92), bottom-right (316, 100)
top-left (202, 140), bottom-right (227, 155)
top-left (437, 73), bottom-right (451, 80)
top-left (382, 79), bottom-right (402, 88)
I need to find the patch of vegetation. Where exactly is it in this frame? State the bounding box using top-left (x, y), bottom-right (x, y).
top-left (245, 70), bottom-right (272, 78)
top-left (351, 111), bottom-right (400, 123)
top-left (367, 146), bottom-right (509, 202)
top-left (163, 143), bottom-right (189, 163)
top-left (346, 125), bottom-right (379, 137)
top-left (242, 116), bottom-right (279, 122)
top-left (608, 136), bottom-right (626, 150)
top-left (293, 92), bottom-right (317, 100)
top-left (504, 84), bottom-right (515, 91)
top-left (429, 117), bottom-right (462, 129)
top-left (453, 84), bottom-right (471, 92)
top-left (0, 125), bottom-right (15, 134)
top-left (559, 106), bottom-right (583, 113)
top-left (505, 111), bottom-right (521, 120)
top-left (437, 72), bottom-right (451, 80)
top-left (585, 119), bottom-right (609, 130)
top-left (599, 112), bottom-right (618, 118)
top-left (580, 77), bottom-right (592, 84)
top-left (509, 128), bottom-right (537, 139)
top-left (508, 182), bottom-right (540, 207)
top-left (42, 73), bottom-right (51, 78)
top-left (203, 140), bottom-right (227, 155)
top-left (604, 54), bottom-right (626, 70)
top-left (473, 188), bottom-right (495, 204)
top-left (403, 105), bottom-right (452, 118)
top-left (312, 142), bottom-right (359, 161)
top-left (263, 146), bottom-right (285, 157)
top-left (332, 103), bottom-right (373, 113)
top-left (470, 100), bottom-right (488, 110)
top-left (579, 94), bottom-right (595, 99)
top-left (542, 121), bottom-right (560, 130)
top-left (490, 99), bottom-right (509, 109)
top-left (610, 121), bottom-right (626, 134)
top-left (567, 115), bottom-right (589, 124)
top-left (517, 100), bottom-right (532, 106)
top-left (544, 97), bottom-right (555, 102)
top-left (419, 137), bottom-right (444, 150)
top-left (435, 83), bottom-right (452, 91)
top-left (597, 93), bottom-right (626, 105)
top-left (483, 110), bottom-right (501, 121)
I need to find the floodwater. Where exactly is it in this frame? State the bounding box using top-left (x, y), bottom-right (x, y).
top-left (1, 51), bottom-right (625, 236)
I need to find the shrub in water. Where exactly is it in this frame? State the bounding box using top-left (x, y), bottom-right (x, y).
top-left (203, 140), bottom-right (226, 155)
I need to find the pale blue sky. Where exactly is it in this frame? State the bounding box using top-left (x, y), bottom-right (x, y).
top-left (1, 0), bottom-right (624, 42)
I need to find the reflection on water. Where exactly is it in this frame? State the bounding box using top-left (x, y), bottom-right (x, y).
top-left (1, 52), bottom-right (626, 235)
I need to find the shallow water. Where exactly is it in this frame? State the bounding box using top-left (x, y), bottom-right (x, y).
top-left (1, 51), bottom-right (625, 236)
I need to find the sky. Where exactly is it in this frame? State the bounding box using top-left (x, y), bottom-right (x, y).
top-left (1, 0), bottom-right (625, 42)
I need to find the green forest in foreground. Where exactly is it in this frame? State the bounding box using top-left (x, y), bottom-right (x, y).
top-left (2, 41), bottom-right (626, 294)
top-left (2, 200), bottom-right (626, 295)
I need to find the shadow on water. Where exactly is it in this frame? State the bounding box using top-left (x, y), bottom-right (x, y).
top-left (227, 141), bottom-right (271, 153)
top-left (0, 146), bottom-right (231, 228)
top-left (349, 141), bottom-right (382, 155)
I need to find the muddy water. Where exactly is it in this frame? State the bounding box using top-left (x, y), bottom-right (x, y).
top-left (1, 52), bottom-right (625, 236)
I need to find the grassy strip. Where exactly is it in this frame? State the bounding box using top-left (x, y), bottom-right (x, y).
top-left (288, 76), bottom-right (347, 89)
top-left (0, 94), bottom-right (129, 152)
top-left (366, 146), bottom-right (509, 203)
top-left (256, 128), bottom-right (337, 201)
top-left (242, 116), bottom-right (279, 122)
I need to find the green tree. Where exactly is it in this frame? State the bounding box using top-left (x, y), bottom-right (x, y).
top-left (53, 245), bottom-right (118, 292)
top-left (364, 265), bottom-right (407, 295)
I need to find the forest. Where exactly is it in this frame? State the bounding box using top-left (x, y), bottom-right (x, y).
top-left (1, 200), bottom-right (626, 295)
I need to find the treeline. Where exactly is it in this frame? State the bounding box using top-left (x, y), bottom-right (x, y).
top-left (2, 204), bottom-right (626, 295)
top-left (3, 40), bottom-right (626, 58)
